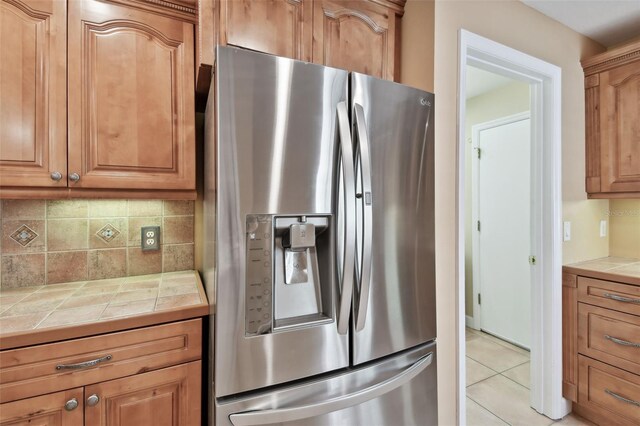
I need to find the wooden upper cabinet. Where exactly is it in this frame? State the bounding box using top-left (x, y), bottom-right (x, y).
top-left (582, 40), bottom-right (640, 197)
top-left (312, 0), bottom-right (400, 81)
top-left (67, 0), bottom-right (196, 191)
top-left (0, 0), bottom-right (67, 188)
top-left (0, 388), bottom-right (83, 426)
top-left (219, 0), bottom-right (312, 61)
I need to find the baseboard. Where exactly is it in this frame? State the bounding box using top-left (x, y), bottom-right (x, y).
top-left (465, 315), bottom-right (475, 328)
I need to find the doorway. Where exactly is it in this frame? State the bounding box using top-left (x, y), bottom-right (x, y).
top-left (456, 30), bottom-right (566, 424)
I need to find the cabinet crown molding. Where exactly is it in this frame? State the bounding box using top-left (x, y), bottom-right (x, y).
top-left (582, 40), bottom-right (640, 76)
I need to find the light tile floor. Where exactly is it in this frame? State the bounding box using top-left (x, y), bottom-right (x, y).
top-left (465, 328), bottom-right (596, 426)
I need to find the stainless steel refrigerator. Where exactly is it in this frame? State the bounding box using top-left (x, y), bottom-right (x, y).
top-left (203, 46), bottom-right (436, 426)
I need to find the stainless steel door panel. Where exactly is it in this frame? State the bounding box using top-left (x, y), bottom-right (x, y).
top-left (351, 73), bottom-right (436, 365)
top-left (217, 342), bottom-right (438, 426)
top-left (215, 47), bottom-right (349, 397)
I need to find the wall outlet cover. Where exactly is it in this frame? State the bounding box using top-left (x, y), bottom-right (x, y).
top-left (141, 226), bottom-right (161, 251)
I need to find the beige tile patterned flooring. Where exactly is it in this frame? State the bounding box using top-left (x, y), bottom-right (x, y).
top-left (465, 328), bottom-right (595, 426)
top-left (0, 271), bottom-right (201, 334)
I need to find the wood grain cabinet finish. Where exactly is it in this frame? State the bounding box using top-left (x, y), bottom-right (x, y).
top-left (0, 320), bottom-right (202, 426)
top-left (218, 0), bottom-right (313, 61)
top-left (67, 0), bottom-right (196, 191)
top-left (0, 388), bottom-right (84, 426)
top-left (564, 268), bottom-right (640, 425)
top-left (196, 0), bottom-right (406, 98)
top-left (0, 0), bottom-right (67, 188)
top-left (84, 362), bottom-right (201, 426)
top-left (0, 319), bottom-right (202, 404)
top-left (312, 0), bottom-right (399, 81)
top-left (582, 40), bottom-right (640, 198)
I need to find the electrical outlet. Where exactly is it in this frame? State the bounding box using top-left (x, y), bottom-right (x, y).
top-left (600, 220), bottom-right (607, 237)
top-left (141, 226), bottom-right (160, 251)
top-left (563, 221), bottom-right (571, 242)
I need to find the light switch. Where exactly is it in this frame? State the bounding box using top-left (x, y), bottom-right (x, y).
top-left (600, 220), bottom-right (607, 237)
top-left (563, 221), bottom-right (571, 242)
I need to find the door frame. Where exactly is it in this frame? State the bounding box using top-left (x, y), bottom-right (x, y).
top-left (470, 111), bottom-right (531, 335)
top-left (456, 30), bottom-right (567, 422)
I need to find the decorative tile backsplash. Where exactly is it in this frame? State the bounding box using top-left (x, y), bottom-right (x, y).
top-left (0, 200), bottom-right (195, 288)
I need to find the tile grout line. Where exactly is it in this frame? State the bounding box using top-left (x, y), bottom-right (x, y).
top-left (466, 393), bottom-right (512, 426)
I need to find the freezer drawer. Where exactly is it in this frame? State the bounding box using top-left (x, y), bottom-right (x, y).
top-left (216, 342), bottom-right (437, 426)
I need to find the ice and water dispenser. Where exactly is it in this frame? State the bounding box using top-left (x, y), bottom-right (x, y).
top-left (245, 214), bottom-right (333, 336)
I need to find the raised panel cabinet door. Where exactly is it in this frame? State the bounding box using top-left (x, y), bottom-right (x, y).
top-left (0, 0), bottom-right (67, 188)
top-left (312, 0), bottom-right (397, 80)
top-left (0, 388), bottom-right (83, 426)
top-left (84, 361), bottom-right (201, 426)
top-left (599, 61), bottom-right (640, 193)
top-left (67, 0), bottom-right (196, 191)
top-left (219, 0), bottom-right (312, 61)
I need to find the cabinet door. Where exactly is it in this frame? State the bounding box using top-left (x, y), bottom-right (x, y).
top-left (84, 361), bottom-right (201, 426)
top-left (0, 0), bottom-right (67, 188)
top-left (67, 0), bottom-right (195, 191)
top-left (599, 61), bottom-right (640, 193)
top-left (0, 388), bottom-right (83, 426)
top-left (219, 0), bottom-right (312, 61)
top-left (312, 0), bottom-right (397, 80)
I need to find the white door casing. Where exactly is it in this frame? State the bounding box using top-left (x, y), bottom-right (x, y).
top-left (456, 29), bottom-right (565, 424)
top-left (472, 113), bottom-right (531, 350)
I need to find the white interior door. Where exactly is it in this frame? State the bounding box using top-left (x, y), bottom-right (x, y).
top-left (472, 113), bottom-right (531, 349)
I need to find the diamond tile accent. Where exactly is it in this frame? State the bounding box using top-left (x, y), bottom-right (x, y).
top-left (96, 223), bottom-right (121, 243)
top-left (10, 225), bottom-right (39, 247)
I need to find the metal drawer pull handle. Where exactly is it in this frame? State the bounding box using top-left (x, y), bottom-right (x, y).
top-left (604, 335), bottom-right (640, 348)
top-left (605, 389), bottom-right (640, 407)
top-left (56, 354), bottom-right (112, 370)
top-left (603, 293), bottom-right (640, 304)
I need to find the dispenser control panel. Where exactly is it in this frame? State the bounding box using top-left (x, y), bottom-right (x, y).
top-left (245, 215), bottom-right (273, 336)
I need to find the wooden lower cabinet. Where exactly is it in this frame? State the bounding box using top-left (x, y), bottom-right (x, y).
top-left (563, 269), bottom-right (640, 425)
top-left (0, 320), bottom-right (203, 426)
top-left (0, 388), bottom-right (84, 426)
top-left (85, 362), bottom-right (201, 426)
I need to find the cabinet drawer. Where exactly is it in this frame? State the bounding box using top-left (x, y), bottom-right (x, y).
top-left (578, 304), bottom-right (640, 375)
top-left (578, 276), bottom-right (640, 316)
top-left (0, 319), bottom-right (201, 403)
top-left (578, 355), bottom-right (640, 426)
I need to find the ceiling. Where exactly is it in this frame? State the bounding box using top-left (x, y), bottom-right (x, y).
top-left (521, 0), bottom-right (640, 47)
top-left (466, 66), bottom-right (516, 99)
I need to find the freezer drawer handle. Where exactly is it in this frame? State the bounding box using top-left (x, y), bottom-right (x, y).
top-left (336, 101), bottom-right (357, 335)
top-left (229, 352), bottom-right (433, 426)
top-left (353, 103), bottom-right (373, 333)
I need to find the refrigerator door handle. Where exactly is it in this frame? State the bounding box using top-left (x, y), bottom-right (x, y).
top-left (228, 352), bottom-right (434, 426)
top-left (336, 101), bottom-right (356, 335)
top-left (353, 103), bottom-right (373, 332)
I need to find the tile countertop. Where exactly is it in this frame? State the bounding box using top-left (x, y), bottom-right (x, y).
top-left (0, 270), bottom-right (210, 350)
top-left (564, 256), bottom-right (640, 286)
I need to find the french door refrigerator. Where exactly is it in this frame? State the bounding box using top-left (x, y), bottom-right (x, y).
top-left (203, 46), bottom-right (436, 426)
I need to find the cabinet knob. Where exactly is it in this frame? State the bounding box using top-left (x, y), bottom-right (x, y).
top-left (87, 394), bottom-right (100, 407)
top-left (64, 398), bottom-right (79, 411)
top-left (69, 172), bottom-right (80, 182)
top-left (50, 171), bottom-right (62, 181)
